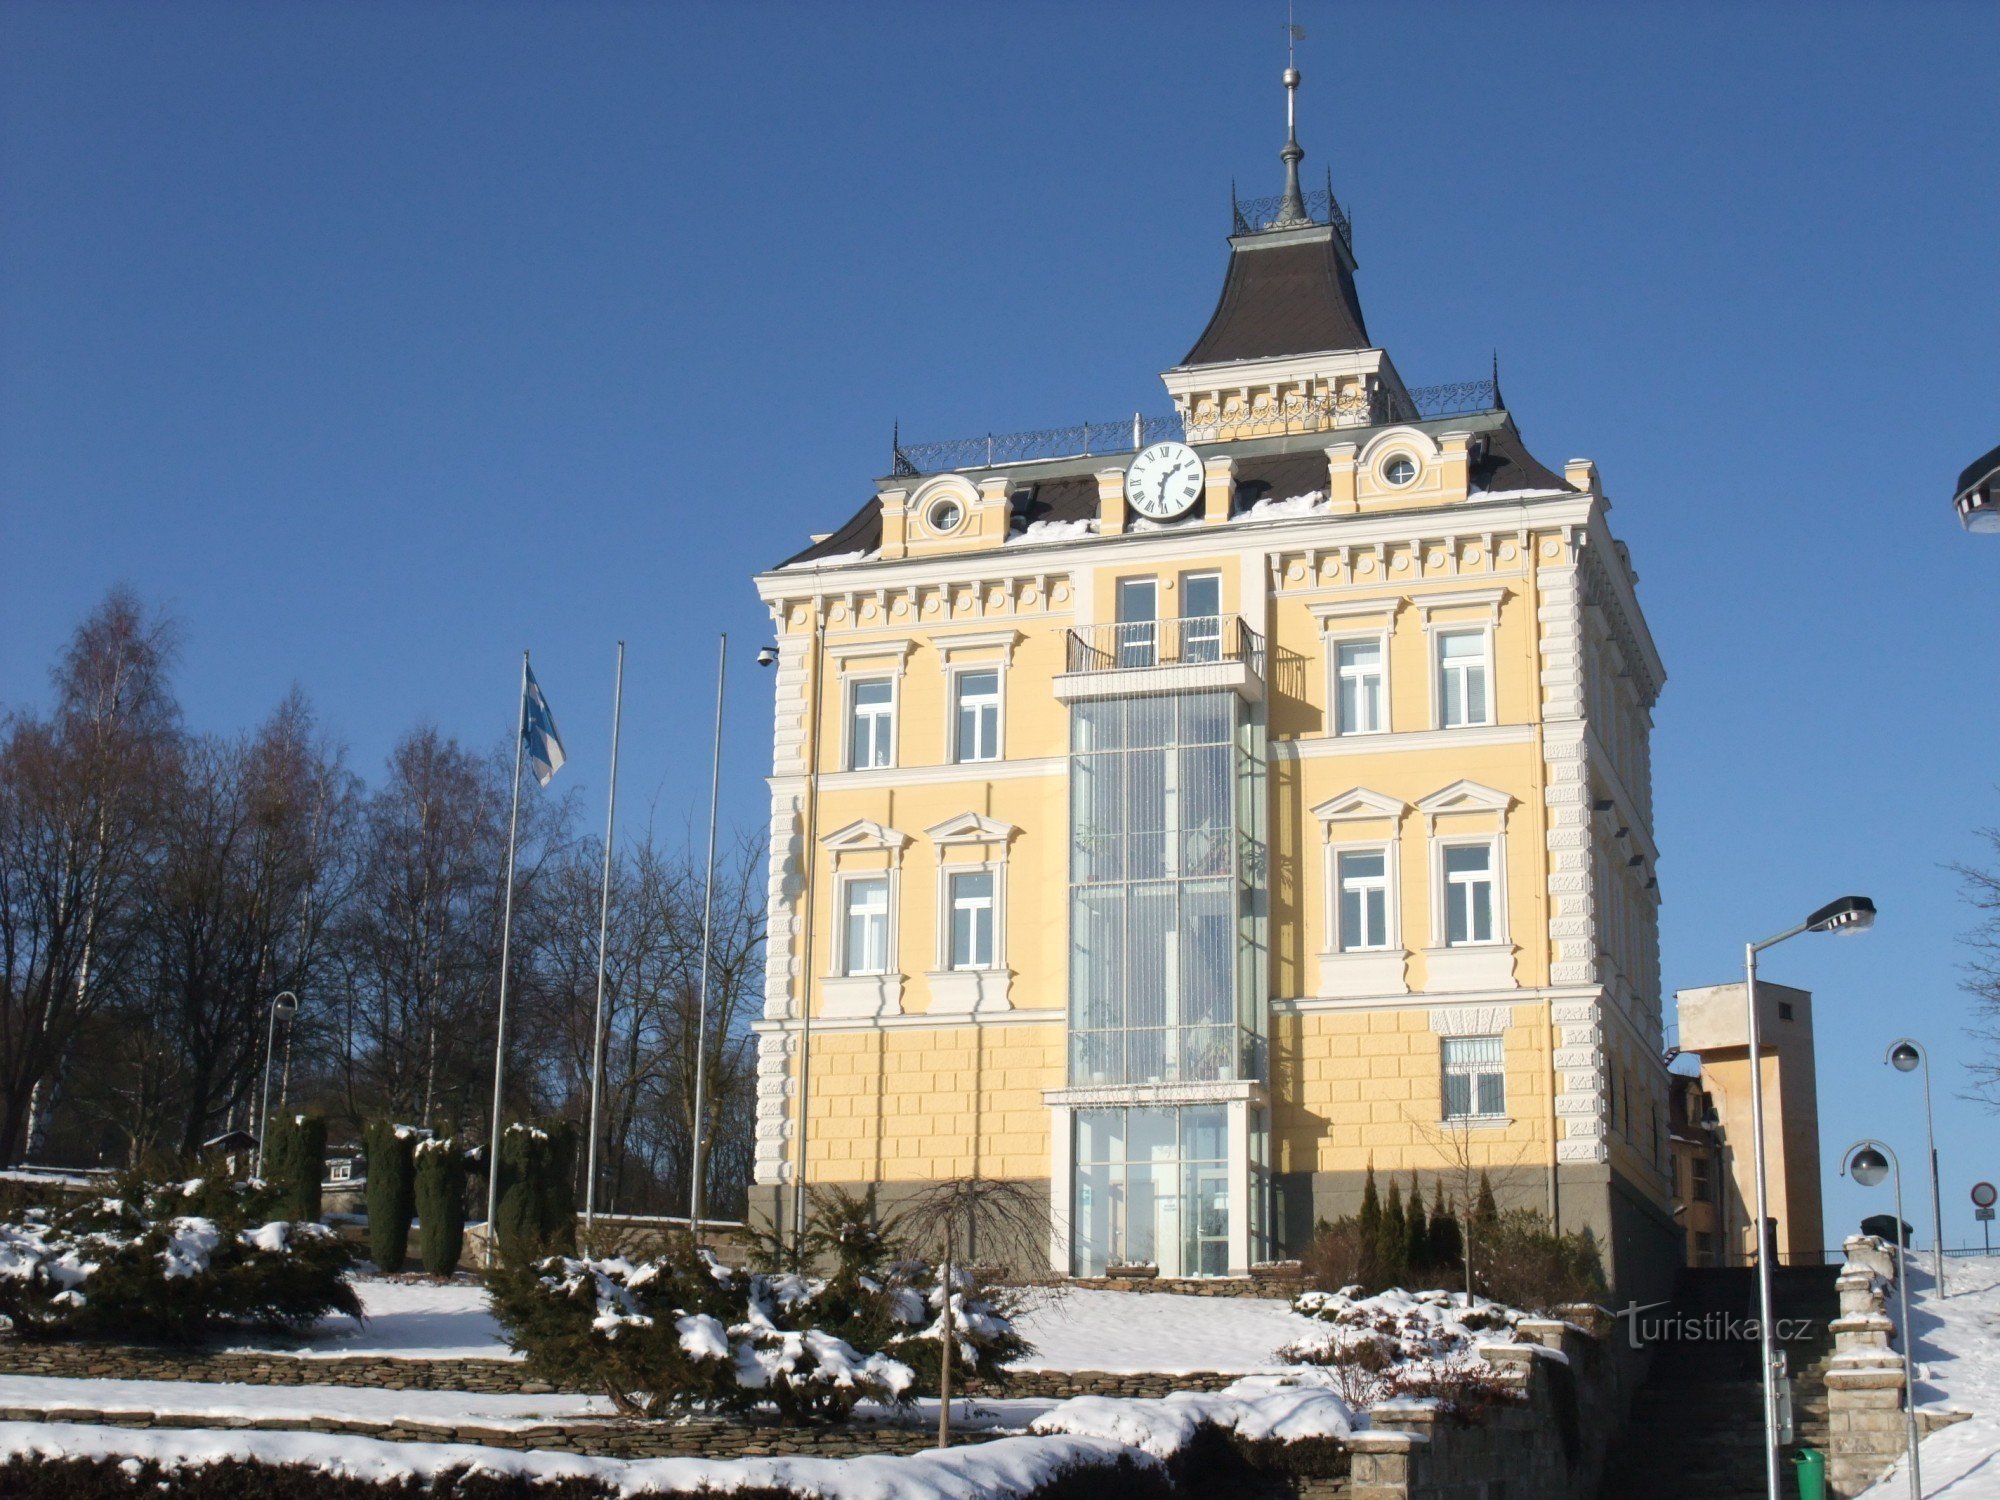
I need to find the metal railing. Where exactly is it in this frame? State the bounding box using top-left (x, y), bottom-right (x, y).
top-left (890, 381), bottom-right (1500, 477)
top-left (1064, 614), bottom-right (1265, 676)
top-left (1232, 175), bottom-right (1353, 250)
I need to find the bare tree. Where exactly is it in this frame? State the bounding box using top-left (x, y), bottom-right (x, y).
top-left (1958, 832), bottom-right (2000, 1107)
top-left (0, 589), bottom-right (179, 1165)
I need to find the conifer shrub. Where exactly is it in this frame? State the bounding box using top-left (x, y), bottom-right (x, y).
top-left (263, 1113), bottom-right (327, 1224)
top-left (362, 1121), bottom-right (417, 1274)
top-left (494, 1120), bottom-right (577, 1263)
top-left (489, 1188), bottom-right (1026, 1422)
top-left (414, 1137), bottom-right (469, 1277)
top-left (0, 1174), bottom-right (358, 1344)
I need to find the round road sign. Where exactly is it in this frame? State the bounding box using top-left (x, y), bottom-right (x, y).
top-left (1972, 1182), bottom-right (1997, 1210)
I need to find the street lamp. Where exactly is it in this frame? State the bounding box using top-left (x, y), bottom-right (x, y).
top-left (1954, 441), bottom-right (2000, 533)
top-left (1745, 894), bottom-right (1877, 1500)
top-left (1886, 1039), bottom-right (1945, 1297)
top-left (1841, 1139), bottom-right (1924, 1500)
top-left (256, 991), bottom-right (300, 1179)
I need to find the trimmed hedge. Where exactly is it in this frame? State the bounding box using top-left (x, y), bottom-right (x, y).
top-left (494, 1120), bottom-right (575, 1263)
top-left (362, 1121), bottom-right (416, 1274)
top-left (413, 1137), bottom-right (468, 1276)
top-left (262, 1114), bottom-right (326, 1224)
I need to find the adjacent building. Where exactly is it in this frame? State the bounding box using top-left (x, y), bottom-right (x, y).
top-left (749, 72), bottom-right (1677, 1297)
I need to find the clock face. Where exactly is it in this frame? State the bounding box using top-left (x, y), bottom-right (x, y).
top-left (1125, 442), bottom-right (1206, 521)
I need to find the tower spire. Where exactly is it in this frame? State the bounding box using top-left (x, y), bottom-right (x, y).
top-left (1273, 61), bottom-right (1310, 228)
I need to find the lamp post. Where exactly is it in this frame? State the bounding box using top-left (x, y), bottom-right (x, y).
top-left (1842, 1140), bottom-right (1924, 1500)
top-left (1886, 1039), bottom-right (1945, 1298)
top-left (1746, 894), bottom-right (1877, 1500)
top-left (1954, 441), bottom-right (2000, 533)
top-left (256, 991), bottom-right (300, 1179)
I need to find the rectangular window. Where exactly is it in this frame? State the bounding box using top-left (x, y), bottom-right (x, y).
top-left (847, 678), bottom-right (894, 769)
top-left (953, 669), bottom-right (1001, 762)
top-left (1443, 843), bottom-right (1496, 945)
top-left (1336, 849), bottom-right (1390, 951)
top-left (1692, 1154), bottom-right (1713, 1204)
top-left (1442, 1034), bottom-right (1506, 1119)
top-left (1116, 577), bottom-right (1158, 668)
top-left (1335, 639), bottom-right (1385, 734)
top-left (1180, 572), bottom-right (1221, 663)
top-left (1437, 629), bottom-right (1491, 728)
top-left (948, 870), bottom-right (995, 969)
top-left (841, 877), bottom-right (889, 975)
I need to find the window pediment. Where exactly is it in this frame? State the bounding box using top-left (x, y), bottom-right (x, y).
top-left (1310, 787), bottom-right (1408, 829)
top-left (820, 818), bottom-right (912, 856)
top-left (924, 811), bottom-right (1018, 847)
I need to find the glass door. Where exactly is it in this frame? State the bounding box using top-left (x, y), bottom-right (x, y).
top-left (1116, 577), bottom-right (1158, 668)
top-left (1180, 572), bottom-right (1221, 663)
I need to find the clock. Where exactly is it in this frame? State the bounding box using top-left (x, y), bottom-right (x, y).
top-left (1125, 441), bottom-right (1206, 521)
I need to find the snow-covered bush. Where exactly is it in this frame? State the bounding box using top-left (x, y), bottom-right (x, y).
top-left (1279, 1286), bottom-right (1525, 1415)
top-left (487, 1240), bottom-right (918, 1423)
top-left (0, 1175), bottom-right (358, 1344)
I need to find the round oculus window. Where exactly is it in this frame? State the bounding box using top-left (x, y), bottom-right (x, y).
top-left (928, 498), bottom-right (965, 534)
top-left (1382, 454), bottom-right (1418, 487)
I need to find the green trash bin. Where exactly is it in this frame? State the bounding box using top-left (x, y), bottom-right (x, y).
top-left (1792, 1448), bottom-right (1827, 1500)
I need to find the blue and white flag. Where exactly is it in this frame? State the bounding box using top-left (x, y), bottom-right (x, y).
top-left (523, 663), bottom-right (567, 786)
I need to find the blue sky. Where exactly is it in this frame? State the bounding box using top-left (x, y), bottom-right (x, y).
top-left (5, 1), bottom-right (1998, 1251)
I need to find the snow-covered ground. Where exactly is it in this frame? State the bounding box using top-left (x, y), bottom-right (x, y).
top-left (230, 1277), bottom-right (522, 1360)
top-left (0, 1373), bottom-right (609, 1429)
top-left (1860, 1254), bottom-right (2000, 1497)
top-left (231, 1277), bottom-right (1326, 1374)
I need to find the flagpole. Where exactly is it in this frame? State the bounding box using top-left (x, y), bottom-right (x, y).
top-left (688, 633), bottom-right (726, 1242)
top-left (484, 650), bottom-right (531, 1268)
top-left (585, 642), bottom-right (626, 1231)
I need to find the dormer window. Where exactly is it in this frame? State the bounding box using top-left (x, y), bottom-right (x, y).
top-left (1382, 453), bottom-right (1418, 487)
top-left (928, 498), bottom-right (965, 534)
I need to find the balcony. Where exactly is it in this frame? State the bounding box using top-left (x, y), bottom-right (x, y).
top-left (1054, 615), bottom-right (1265, 704)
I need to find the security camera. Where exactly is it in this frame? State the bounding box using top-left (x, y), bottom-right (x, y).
top-left (756, 646), bottom-right (779, 668)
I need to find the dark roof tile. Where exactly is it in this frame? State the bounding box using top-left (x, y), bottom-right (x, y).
top-left (1183, 229), bottom-right (1370, 366)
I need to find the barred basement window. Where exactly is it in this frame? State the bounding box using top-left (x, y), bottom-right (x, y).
top-left (1442, 1034), bottom-right (1505, 1119)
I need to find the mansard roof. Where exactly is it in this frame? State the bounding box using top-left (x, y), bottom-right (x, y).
top-left (1181, 223), bottom-right (1370, 367)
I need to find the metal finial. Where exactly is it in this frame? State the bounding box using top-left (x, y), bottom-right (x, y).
top-left (1273, 64), bottom-right (1309, 228)
top-left (1490, 351), bottom-right (1506, 411)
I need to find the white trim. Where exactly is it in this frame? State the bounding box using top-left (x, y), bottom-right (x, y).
top-left (1310, 786), bottom-right (1409, 826)
top-left (1429, 833), bottom-right (1504, 949)
top-left (827, 639), bottom-right (917, 671)
top-left (1326, 838), bottom-right (1400, 954)
top-left (752, 1007), bottom-right (1062, 1035)
top-left (1053, 657), bottom-right (1262, 704)
top-left (1411, 586), bottom-right (1509, 625)
top-left (811, 755), bottom-right (1063, 792)
top-left (819, 818), bottom-right (913, 860)
top-left (1430, 621), bottom-right (1496, 729)
top-left (946, 659), bottom-right (1006, 764)
top-left (1308, 597), bottom-right (1405, 627)
top-left (1428, 1004), bottom-right (1516, 1035)
top-left (831, 869), bottom-right (897, 977)
top-left (923, 811), bottom-right (1019, 846)
top-left (841, 672), bottom-right (899, 771)
top-left (932, 627), bottom-right (1023, 666)
top-left (1270, 985), bottom-right (1591, 1016)
top-left (1044, 1079), bottom-right (1266, 1109)
top-left (1415, 779), bottom-right (1515, 826)
top-left (1326, 627), bottom-right (1392, 737)
top-left (935, 859), bottom-right (1005, 972)
top-left (1276, 723), bottom-right (1533, 762)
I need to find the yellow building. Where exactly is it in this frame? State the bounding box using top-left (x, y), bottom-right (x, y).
top-left (749, 71), bottom-right (1677, 1298)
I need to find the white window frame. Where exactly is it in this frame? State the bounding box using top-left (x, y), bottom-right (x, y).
top-left (1430, 834), bottom-right (1507, 948)
top-left (1441, 1034), bottom-right (1507, 1121)
top-left (1329, 840), bottom-right (1398, 953)
top-left (1329, 630), bottom-right (1391, 736)
top-left (835, 872), bottom-right (895, 976)
top-left (949, 665), bottom-right (1004, 764)
top-left (845, 675), bottom-right (898, 771)
top-left (938, 861), bottom-right (1004, 972)
top-left (1434, 626), bottom-right (1494, 729)
top-left (1178, 570), bottom-right (1223, 664)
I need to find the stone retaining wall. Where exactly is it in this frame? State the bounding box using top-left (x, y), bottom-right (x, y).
top-left (1826, 1235), bottom-right (1968, 1499)
top-left (1348, 1307), bottom-right (1622, 1500)
top-left (0, 1338), bottom-right (1233, 1401)
top-left (0, 1401), bottom-right (993, 1460)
